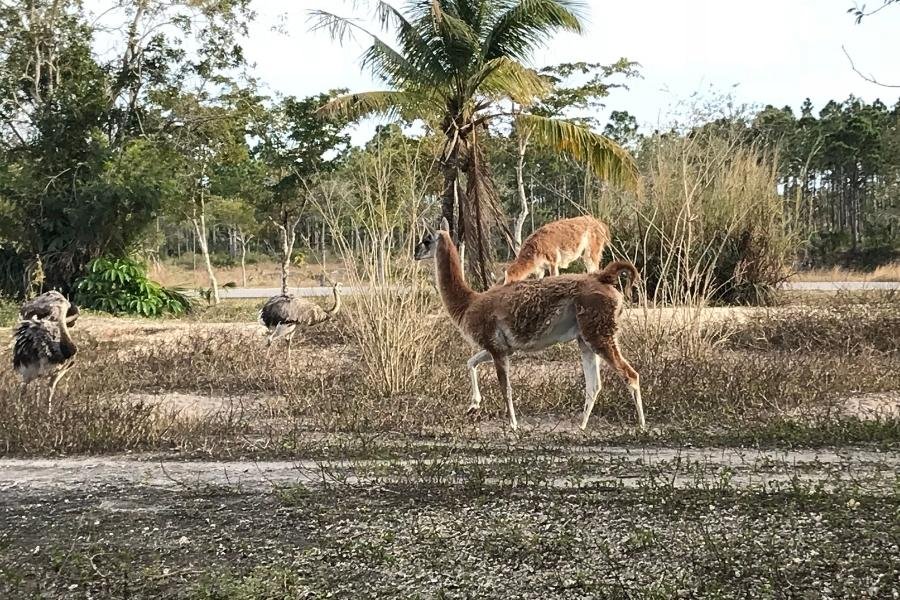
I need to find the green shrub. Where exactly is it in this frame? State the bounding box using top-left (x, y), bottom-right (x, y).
top-left (75, 257), bottom-right (193, 317)
top-left (210, 252), bottom-right (237, 268)
top-left (0, 296), bottom-right (17, 326)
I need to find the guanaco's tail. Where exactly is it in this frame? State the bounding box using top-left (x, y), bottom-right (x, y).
top-left (595, 261), bottom-right (639, 297)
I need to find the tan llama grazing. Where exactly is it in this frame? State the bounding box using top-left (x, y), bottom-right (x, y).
top-left (504, 215), bottom-right (610, 284)
top-left (415, 219), bottom-right (644, 431)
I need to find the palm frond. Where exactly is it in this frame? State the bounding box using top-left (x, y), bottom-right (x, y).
top-left (361, 38), bottom-right (419, 86)
top-left (372, 1), bottom-right (450, 81)
top-left (474, 56), bottom-right (550, 104)
top-left (519, 113), bottom-right (639, 190)
top-left (307, 10), bottom-right (371, 45)
top-left (427, 0), bottom-right (482, 70)
top-left (317, 90), bottom-right (434, 122)
top-left (484, 0), bottom-right (586, 62)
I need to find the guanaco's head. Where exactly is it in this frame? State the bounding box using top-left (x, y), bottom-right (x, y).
top-left (413, 218), bottom-right (449, 260)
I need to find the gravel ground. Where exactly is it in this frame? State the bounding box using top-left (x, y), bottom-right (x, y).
top-left (1, 447), bottom-right (898, 599)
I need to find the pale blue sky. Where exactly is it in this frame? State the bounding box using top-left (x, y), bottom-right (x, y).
top-left (206, 1), bottom-right (900, 141)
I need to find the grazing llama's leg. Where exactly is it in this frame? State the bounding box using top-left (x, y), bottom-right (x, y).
top-left (550, 262), bottom-right (560, 277)
top-left (492, 353), bottom-right (518, 431)
top-left (596, 340), bottom-right (645, 430)
top-left (577, 337), bottom-right (602, 430)
top-left (466, 349), bottom-right (493, 414)
top-left (583, 243), bottom-right (601, 274)
top-left (47, 362), bottom-right (74, 415)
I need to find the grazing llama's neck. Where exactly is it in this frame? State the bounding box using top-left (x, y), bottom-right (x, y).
top-left (435, 232), bottom-right (476, 322)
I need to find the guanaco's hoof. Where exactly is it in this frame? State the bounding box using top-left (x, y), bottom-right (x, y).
top-left (465, 405), bottom-right (480, 416)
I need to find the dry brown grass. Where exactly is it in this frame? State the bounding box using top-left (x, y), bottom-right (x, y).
top-left (1, 292), bottom-right (897, 456)
top-left (792, 262), bottom-right (900, 282)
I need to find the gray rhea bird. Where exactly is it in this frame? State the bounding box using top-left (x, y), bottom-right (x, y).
top-left (258, 282), bottom-right (341, 362)
top-left (12, 291), bottom-right (80, 413)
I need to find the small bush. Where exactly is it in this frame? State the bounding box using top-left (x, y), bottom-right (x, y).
top-left (209, 252), bottom-right (237, 268)
top-left (0, 296), bottom-right (17, 326)
top-left (75, 256), bottom-right (193, 317)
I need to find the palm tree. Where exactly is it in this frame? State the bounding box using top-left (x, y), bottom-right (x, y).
top-left (311, 0), bottom-right (638, 288)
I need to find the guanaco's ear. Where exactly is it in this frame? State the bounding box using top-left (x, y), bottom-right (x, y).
top-left (439, 217), bottom-right (449, 232)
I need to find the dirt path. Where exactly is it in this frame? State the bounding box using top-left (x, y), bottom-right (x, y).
top-left (2, 446), bottom-right (896, 494)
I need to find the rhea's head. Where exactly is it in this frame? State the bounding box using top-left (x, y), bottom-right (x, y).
top-left (20, 290), bottom-right (79, 326)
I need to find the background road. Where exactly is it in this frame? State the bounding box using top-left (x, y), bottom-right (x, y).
top-left (199, 281), bottom-right (900, 299)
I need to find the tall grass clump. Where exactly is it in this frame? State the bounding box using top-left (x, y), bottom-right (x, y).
top-left (600, 126), bottom-right (795, 307)
top-left (313, 135), bottom-right (443, 398)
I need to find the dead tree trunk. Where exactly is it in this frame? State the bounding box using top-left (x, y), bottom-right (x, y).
top-left (236, 230), bottom-right (253, 287)
top-left (191, 194), bottom-right (219, 305)
top-left (273, 212), bottom-right (302, 296)
top-left (513, 127), bottom-right (532, 253)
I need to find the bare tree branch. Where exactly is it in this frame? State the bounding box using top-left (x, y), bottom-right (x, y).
top-left (848, 0), bottom-right (899, 22)
top-left (842, 45), bottom-right (900, 88)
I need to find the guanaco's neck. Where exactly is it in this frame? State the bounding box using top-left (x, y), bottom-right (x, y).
top-left (435, 232), bottom-right (476, 322)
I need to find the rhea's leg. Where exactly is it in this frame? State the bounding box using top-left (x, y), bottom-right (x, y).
top-left (492, 354), bottom-right (517, 431)
top-left (577, 337), bottom-right (602, 430)
top-left (267, 323), bottom-right (292, 354)
top-left (286, 329), bottom-right (297, 370)
top-left (466, 349), bottom-right (493, 414)
top-left (47, 362), bottom-right (74, 415)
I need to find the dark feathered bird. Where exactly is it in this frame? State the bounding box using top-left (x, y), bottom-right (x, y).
top-left (12, 291), bottom-right (79, 412)
top-left (259, 282), bottom-right (341, 362)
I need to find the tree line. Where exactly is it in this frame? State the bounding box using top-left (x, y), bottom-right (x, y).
top-left (1, 0), bottom-right (897, 306)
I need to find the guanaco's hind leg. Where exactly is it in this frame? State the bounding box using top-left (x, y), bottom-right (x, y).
top-left (595, 341), bottom-right (644, 430)
top-left (466, 349), bottom-right (493, 414)
top-left (577, 337), bottom-right (602, 430)
top-left (492, 353), bottom-right (518, 431)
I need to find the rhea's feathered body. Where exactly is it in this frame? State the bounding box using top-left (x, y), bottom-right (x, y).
top-left (11, 291), bottom-right (79, 411)
top-left (258, 283), bottom-right (341, 360)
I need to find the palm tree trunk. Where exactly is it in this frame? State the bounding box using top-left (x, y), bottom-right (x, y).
top-left (441, 149), bottom-right (459, 241)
